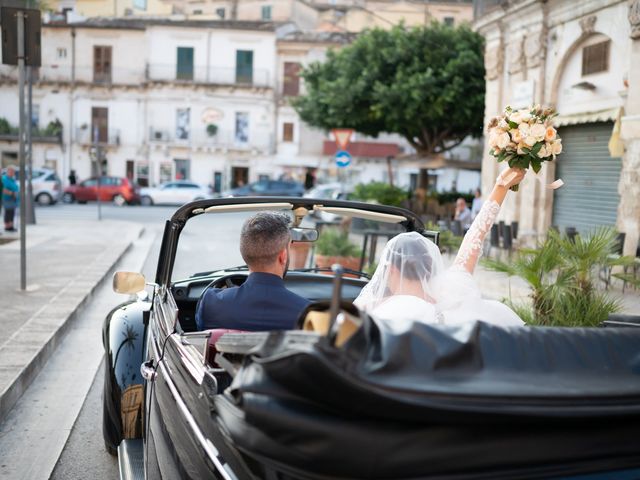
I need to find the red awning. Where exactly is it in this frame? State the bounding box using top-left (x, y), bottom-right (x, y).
top-left (323, 141), bottom-right (399, 158)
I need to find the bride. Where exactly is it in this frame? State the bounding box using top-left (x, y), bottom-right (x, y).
top-left (354, 167), bottom-right (526, 329)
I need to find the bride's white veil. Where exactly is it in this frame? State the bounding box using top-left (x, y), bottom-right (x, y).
top-left (354, 232), bottom-right (445, 312)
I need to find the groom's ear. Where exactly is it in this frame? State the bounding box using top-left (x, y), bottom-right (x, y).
top-left (277, 247), bottom-right (288, 265)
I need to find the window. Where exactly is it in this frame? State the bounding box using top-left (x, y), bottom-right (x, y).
top-left (174, 159), bottom-right (189, 180)
top-left (177, 47), bottom-right (194, 81)
top-left (57, 48), bottom-right (67, 59)
top-left (236, 50), bottom-right (253, 84)
top-left (176, 108), bottom-right (190, 140)
top-left (192, 9), bottom-right (203, 14)
top-left (91, 107), bottom-right (108, 143)
top-left (283, 62), bottom-right (300, 96)
top-left (235, 112), bottom-right (249, 144)
top-left (443, 17), bottom-right (454, 27)
top-left (136, 162), bottom-right (149, 186)
top-left (261, 5), bottom-right (272, 20)
top-left (283, 122), bottom-right (294, 142)
top-left (31, 104), bottom-right (39, 129)
top-left (216, 7), bottom-right (225, 19)
top-left (160, 163), bottom-right (172, 183)
top-left (582, 40), bottom-right (610, 76)
top-left (93, 46), bottom-right (112, 84)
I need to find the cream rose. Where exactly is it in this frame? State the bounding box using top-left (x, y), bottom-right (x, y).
top-left (498, 119), bottom-right (509, 130)
top-left (551, 139), bottom-right (563, 155)
top-left (545, 126), bottom-right (557, 142)
top-left (510, 128), bottom-right (522, 143)
top-left (524, 136), bottom-right (537, 147)
top-left (518, 123), bottom-right (530, 137)
top-left (538, 145), bottom-right (550, 158)
top-left (497, 132), bottom-right (511, 149)
top-left (530, 123), bottom-right (546, 141)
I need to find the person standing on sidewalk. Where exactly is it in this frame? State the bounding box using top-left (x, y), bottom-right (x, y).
top-left (2, 166), bottom-right (19, 232)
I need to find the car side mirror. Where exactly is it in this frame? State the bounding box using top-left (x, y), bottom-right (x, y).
top-left (113, 271), bottom-right (146, 294)
top-left (291, 227), bottom-right (318, 242)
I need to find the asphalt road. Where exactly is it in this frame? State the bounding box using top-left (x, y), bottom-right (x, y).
top-left (36, 202), bottom-right (247, 479)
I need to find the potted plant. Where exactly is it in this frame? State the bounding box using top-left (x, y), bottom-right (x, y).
top-left (206, 123), bottom-right (218, 137)
top-left (314, 227), bottom-right (362, 276)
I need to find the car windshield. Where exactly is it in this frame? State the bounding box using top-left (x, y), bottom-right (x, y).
top-left (171, 204), bottom-right (408, 282)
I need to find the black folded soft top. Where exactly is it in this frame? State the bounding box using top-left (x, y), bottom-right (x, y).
top-left (215, 320), bottom-right (640, 479)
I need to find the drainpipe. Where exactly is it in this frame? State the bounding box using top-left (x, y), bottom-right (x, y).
top-left (68, 27), bottom-right (76, 182)
top-left (206, 30), bottom-right (212, 83)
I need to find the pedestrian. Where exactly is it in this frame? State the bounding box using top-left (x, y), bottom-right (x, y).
top-left (454, 197), bottom-right (472, 232)
top-left (304, 168), bottom-right (316, 190)
top-left (2, 165), bottom-right (19, 232)
top-left (68, 169), bottom-right (77, 185)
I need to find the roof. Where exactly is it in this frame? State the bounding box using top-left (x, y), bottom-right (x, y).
top-left (44, 17), bottom-right (276, 32)
top-left (277, 30), bottom-right (356, 44)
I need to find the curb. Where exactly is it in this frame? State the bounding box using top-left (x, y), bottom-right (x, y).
top-left (0, 226), bottom-right (145, 424)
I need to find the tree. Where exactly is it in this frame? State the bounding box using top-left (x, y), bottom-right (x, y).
top-left (293, 23), bottom-right (486, 157)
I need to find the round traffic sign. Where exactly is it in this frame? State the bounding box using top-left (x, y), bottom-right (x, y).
top-left (335, 150), bottom-right (352, 168)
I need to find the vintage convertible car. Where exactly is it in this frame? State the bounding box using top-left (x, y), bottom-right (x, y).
top-left (102, 197), bottom-right (640, 480)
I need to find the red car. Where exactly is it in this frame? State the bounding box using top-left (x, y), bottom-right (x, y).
top-left (63, 176), bottom-right (140, 206)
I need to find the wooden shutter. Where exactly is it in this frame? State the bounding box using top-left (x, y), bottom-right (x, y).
top-left (582, 40), bottom-right (609, 76)
top-left (236, 50), bottom-right (253, 84)
top-left (283, 62), bottom-right (300, 96)
top-left (93, 46), bottom-right (112, 83)
top-left (177, 47), bottom-right (194, 81)
top-left (283, 122), bottom-right (294, 142)
top-left (91, 107), bottom-right (109, 143)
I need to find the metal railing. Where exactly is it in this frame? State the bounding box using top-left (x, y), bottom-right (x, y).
top-left (0, 64), bottom-right (273, 88)
top-left (75, 127), bottom-right (121, 146)
top-left (145, 65), bottom-right (272, 88)
top-left (148, 126), bottom-right (274, 153)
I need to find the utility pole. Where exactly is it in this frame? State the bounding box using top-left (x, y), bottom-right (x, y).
top-left (2, 6), bottom-right (41, 290)
top-left (26, 65), bottom-right (36, 224)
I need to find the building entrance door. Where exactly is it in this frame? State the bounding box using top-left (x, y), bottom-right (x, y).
top-left (231, 167), bottom-right (249, 188)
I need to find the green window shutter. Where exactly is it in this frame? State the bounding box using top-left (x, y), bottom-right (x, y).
top-left (177, 47), bottom-right (194, 81)
top-left (236, 50), bottom-right (253, 84)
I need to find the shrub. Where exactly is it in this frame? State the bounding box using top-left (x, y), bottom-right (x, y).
top-left (426, 222), bottom-right (463, 253)
top-left (315, 228), bottom-right (362, 257)
top-left (482, 228), bottom-right (634, 326)
top-left (351, 182), bottom-right (408, 207)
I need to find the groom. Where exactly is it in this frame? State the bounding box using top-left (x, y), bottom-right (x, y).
top-left (195, 211), bottom-right (310, 331)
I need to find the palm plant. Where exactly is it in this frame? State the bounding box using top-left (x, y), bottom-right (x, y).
top-left (482, 227), bottom-right (633, 327)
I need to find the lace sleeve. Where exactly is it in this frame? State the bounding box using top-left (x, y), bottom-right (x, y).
top-left (453, 200), bottom-right (501, 274)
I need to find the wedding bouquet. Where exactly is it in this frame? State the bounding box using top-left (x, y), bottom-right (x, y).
top-left (488, 105), bottom-right (562, 191)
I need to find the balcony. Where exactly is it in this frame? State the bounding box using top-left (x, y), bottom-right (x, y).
top-left (75, 127), bottom-right (121, 146)
top-left (472, 0), bottom-right (505, 19)
top-left (145, 65), bottom-right (272, 88)
top-left (148, 127), bottom-right (274, 154)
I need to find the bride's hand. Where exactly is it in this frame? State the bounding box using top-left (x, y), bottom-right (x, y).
top-left (496, 167), bottom-right (526, 190)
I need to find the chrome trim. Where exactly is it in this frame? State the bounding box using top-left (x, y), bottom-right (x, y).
top-left (154, 337), bottom-right (238, 480)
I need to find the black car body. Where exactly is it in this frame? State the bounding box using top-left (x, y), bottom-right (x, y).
top-left (102, 197), bottom-right (640, 480)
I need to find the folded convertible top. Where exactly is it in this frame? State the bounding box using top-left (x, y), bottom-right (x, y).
top-left (215, 320), bottom-right (640, 479)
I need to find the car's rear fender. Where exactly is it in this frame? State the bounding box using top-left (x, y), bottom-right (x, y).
top-left (102, 299), bottom-right (151, 448)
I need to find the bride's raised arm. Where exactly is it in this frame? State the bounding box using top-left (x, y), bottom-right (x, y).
top-left (453, 167), bottom-right (525, 274)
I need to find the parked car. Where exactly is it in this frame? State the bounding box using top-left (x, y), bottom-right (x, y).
top-left (104, 197), bottom-right (640, 480)
top-left (139, 180), bottom-right (210, 206)
top-left (63, 176), bottom-right (140, 206)
top-left (223, 179), bottom-right (305, 197)
top-left (2, 167), bottom-right (62, 205)
top-left (304, 182), bottom-right (353, 221)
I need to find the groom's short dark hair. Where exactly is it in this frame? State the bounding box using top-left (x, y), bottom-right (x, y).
top-left (240, 211), bottom-right (291, 268)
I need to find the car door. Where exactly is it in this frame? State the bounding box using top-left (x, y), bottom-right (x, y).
top-left (78, 178), bottom-right (98, 201)
top-left (145, 290), bottom-right (245, 479)
top-left (156, 183), bottom-right (176, 204)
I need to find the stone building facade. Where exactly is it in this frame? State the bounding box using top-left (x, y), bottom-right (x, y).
top-left (474, 0), bottom-right (640, 256)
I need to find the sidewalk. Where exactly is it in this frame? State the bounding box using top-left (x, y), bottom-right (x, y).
top-left (0, 218), bottom-right (143, 422)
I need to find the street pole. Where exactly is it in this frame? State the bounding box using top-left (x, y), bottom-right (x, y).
top-left (93, 126), bottom-right (102, 221)
top-left (26, 65), bottom-right (36, 224)
top-left (17, 10), bottom-right (27, 291)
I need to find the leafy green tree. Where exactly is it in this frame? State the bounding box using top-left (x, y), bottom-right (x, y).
top-left (293, 23), bottom-right (486, 157)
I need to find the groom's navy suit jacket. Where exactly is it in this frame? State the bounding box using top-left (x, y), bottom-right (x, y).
top-left (195, 272), bottom-right (310, 331)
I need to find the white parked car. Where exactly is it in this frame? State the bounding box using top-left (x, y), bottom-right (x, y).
top-left (3, 167), bottom-right (62, 205)
top-left (139, 180), bottom-right (211, 206)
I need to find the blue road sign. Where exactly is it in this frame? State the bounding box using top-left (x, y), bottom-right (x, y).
top-left (335, 150), bottom-right (352, 168)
